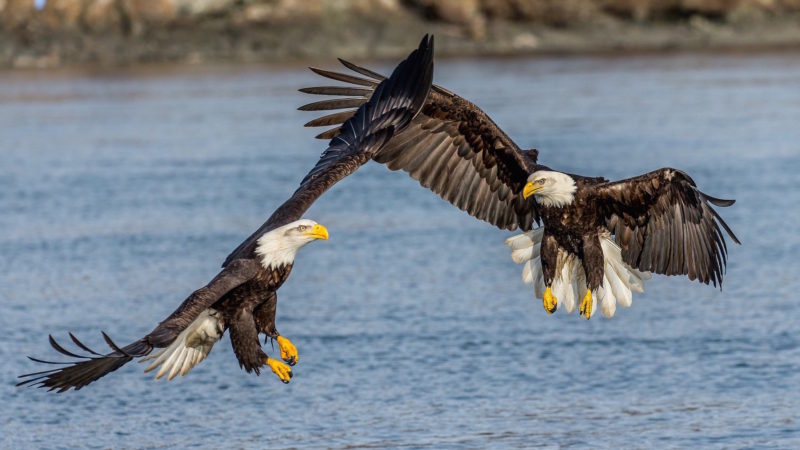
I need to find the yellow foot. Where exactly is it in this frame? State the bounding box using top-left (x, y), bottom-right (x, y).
top-left (579, 289), bottom-right (593, 319)
top-left (542, 286), bottom-right (558, 314)
top-left (266, 358), bottom-right (293, 384)
top-left (276, 336), bottom-right (298, 366)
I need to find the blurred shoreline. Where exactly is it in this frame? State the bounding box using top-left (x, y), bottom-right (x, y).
top-left (2, 0), bottom-right (800, 69)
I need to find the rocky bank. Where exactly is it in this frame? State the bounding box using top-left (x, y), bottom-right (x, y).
top-left (1, 0), bottom-right (799, 68)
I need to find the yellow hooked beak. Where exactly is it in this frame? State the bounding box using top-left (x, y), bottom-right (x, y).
top-left (522, 182), bottom-right (541, 199)
top-left (304, 223), bottom-right (329, 241)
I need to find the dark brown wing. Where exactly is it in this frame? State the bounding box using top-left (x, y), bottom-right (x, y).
top-left (595, 168), bottom-right (740, 287)
top-left (16, 258), bottom-right (259, 392)
top-left (16, 334), bottom-right (151, 392)
top-left (146, 258), bottom-right (261, 346)
top-left (300, 59), bottom-right (540, 231)
top-left (223, 35), bottom-right (434, 266)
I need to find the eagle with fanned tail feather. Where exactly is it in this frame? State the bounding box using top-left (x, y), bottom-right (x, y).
top-left (17, 36), bottom-right (435, 392)
top-left (299, 40), bottom-right (739, 319)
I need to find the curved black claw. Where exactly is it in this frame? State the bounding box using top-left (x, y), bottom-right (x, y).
top-left (276, 336), bottom-right (298, 366)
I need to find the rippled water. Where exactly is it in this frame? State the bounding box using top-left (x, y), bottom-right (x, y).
top-left (1, 51), bottom-right (799, 449)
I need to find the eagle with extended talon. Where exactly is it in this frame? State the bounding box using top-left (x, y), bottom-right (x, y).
top-left (19, 219), bottom-right (328, 390)
top-left (17, 36), bottom-right (434, 392)
top-left (300, 43), bottom-right (740, 319)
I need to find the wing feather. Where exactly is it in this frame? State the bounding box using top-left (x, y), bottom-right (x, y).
top-left (298, 98), bottom-right (367, 112)
top-left (304, 110), bottom-right (358, 128)
top-left (338, 58), bottom-right (387, 80)
top-left (308, 67), bottom-right (377, 87)
top-left (224, 35), bottom-right (434, 266)
top-left (17, 254), bottom-right (254, 392)
top-left (417, 136), bottom-right (452, 187)
top-left (596, 168), bottom-right (739, 287)
top-left (299, 55), bottom-right (541, 231)
top-left (298, 86), bottom-right (372, 97)
top-left (17, 334), bottom-right (152, 392)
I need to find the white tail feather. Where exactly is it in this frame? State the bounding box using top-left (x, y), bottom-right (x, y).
top-left (551, 276), bottom-right (566, 310)
top-left (168, 348), bottom-right (188, 380)
top-left (141, 308), bottom-right (223, 380)
top-left (564, 257), bottom-right (580, 313)
top-left (600, 277), bottom-right (617, 318)
top-left (511, 243), bottom-right (541, 264)
top-left (154, 346), bottom-right (182, 379)
top-left (522, 260), bottom-right (535, 284)
top-left (533, 259), bottom-right (545, 299)
top-left (504, 234), bottom-right (532, 251)
top-left (629, 269), bottom-right (650, 293)
top-left (600, 237), bottom-right (650, 296)
top-left (506, 231), bottom-right (651, 318)
top-left (606, 260), bottom-right (632, 308)
top-left (505, 229), bottom-right (544, 251)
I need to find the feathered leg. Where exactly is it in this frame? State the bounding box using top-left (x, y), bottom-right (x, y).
top-left (254, 292), bottom-right (297, 366)
top-left (540, 234), bottom-right (559, 314)
top-left (580, 234), bottom-right (605, 319)
top-left (229, 304), bottom-right (292, 383)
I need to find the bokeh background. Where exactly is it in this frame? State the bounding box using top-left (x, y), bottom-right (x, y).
top-left (2, 0), bottom-right (800, 67)
top-left (1, 1), bottom-right (799, 449)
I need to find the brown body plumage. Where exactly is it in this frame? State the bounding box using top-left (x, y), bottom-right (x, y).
top-left (214, 264), bottom-right (293, 373)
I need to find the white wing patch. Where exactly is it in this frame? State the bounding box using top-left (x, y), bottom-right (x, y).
top-left (140, 309), bottom-right (224, 380)
top-left (505, 230), bottom-right (650, 318)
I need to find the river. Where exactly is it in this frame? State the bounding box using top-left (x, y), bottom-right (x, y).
top-left (1, 50), bottom-right (799, 448)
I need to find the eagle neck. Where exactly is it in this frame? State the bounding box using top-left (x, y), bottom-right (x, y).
top-left (538, 194), bottom-right (575, 208)
top-left (538, 176), bottom-right (577, 208)
top-left (255, 234), bottom-right (299, 270)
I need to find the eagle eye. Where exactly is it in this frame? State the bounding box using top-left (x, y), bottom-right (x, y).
top-left (537, 179), bottom-right (546, 185)
top-left (297, 225), bottom-right (308, 232)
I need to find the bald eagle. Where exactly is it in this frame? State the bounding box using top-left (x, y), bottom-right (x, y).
top-left (299, 41), bottom-right (739, 319)
top-left (17, 36), bottom-right (435, 392)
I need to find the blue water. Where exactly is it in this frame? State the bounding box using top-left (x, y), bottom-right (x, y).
top-left (1, 51), bottom-right (798, 449)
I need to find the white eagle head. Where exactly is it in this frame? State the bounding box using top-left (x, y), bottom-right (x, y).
top-left (255, 219), bottom-right (329, 269)
top-left (523, 170), bottom-right (577, 208)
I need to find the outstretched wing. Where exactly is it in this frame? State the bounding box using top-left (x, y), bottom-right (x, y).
top-left (16, 258), bottom-right (259, 392)
top-left (300, 57), bottom-right (540, 231)
top-left (595, 168), bottom-right (740, 287)
top-left (223, 34), bottom-right (434, 265)
top-left (16, 333), bottom-right (152, 392)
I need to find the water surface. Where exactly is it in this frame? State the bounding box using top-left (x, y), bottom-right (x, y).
top-left (1, 51), bottom-right (799, 449)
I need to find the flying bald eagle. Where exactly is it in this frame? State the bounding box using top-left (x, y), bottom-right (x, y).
top-left (299, 41), bottom-right (739, 319)
top-left (17, 36), bottom-right (435, 392)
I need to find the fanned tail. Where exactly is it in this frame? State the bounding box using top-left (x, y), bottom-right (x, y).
top-left (140, 309), bottom-right (223, 381)
top-left (506, 229), bottom-right (547, 299)
top-left (17, 332), bottom-right (152, 392)
top-left (505, 231), bottom-right (651, 318)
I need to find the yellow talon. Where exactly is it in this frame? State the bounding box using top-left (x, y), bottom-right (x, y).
top-left (579, 289), bottom-right (593, 319)
top-left (542, 286), bottom-right (558, 314)
top-left (276, 336), bottom-right (298, 366)
top-left (266, 358), bottom-right (293, 384)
